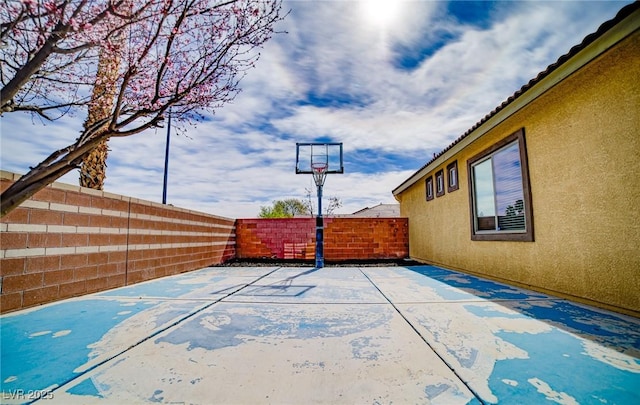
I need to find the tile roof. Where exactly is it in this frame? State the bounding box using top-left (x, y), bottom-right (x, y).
top-left (393, 1), bottom-right (639, 194)
top-left (351, 203), bottom-right (400, 217)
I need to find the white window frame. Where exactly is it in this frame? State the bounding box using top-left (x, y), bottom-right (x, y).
top-left (435, 169), bottom-right (445, 197)
top-left (425, 176), bottom-right (434, 201)
top-left (447, 161), bottom-right (459, 192)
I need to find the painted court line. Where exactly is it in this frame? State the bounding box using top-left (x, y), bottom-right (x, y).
top-left (29, 267), bottom-right (283, 403)
top-left (1, 265), bottom-right (638, 404)
top-left (359, 268), bottom-right (486, 405)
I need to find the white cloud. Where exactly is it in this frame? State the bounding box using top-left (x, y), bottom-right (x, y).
top-left (0, 0), bottom-right (629, 218)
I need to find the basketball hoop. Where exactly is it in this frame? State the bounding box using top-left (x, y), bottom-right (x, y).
top-left (296, 142), bottom-right (343, 268)
top-left (311, 163), bottom-right (328, 187)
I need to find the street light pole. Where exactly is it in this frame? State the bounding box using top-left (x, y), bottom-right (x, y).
top-left (162, 108), bottom-right (172, 204)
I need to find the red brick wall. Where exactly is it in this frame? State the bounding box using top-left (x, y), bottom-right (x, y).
top-left (0, 172), bottom-right (235, 313)
top-left (236, 218), bottom-right (316, 259)
top-left (324, 218), bottom-right (409, 261)
top-left (236, 217), bottom-right (408, 261)
top-left (1, 171), bottom-right (409, 313)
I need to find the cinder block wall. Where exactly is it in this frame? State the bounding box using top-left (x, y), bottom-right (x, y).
top-left (0, 171), bottom-right (235, 313)
top-left (1, 172), bottom-right (409, 313)
top-left (236, 217), bottom-right (408, 261)
top-left (324, 218), bottom-right (409, 261)
top-left (236, 218), bottom-right (316, 259)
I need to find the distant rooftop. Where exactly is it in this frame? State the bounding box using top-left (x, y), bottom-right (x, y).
top-left (350, 203), bottom-right (400, 218)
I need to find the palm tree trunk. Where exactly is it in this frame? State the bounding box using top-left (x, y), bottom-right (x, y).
top-left (78, 44), bottom-right (120, 189)
top-left (79, 139), bottom-right (110, 189)
top-left (78, 1), bottom-right (130, 189)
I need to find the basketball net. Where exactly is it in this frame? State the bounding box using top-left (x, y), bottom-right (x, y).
top-left (311, 163), bottom-right (328, 187)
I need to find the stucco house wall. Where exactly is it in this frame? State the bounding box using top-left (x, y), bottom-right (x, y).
top-left (393, 7), bottom-right (639, 316)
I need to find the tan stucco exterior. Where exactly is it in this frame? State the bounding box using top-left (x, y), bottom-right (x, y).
top-left (395, 18), bottom-right (640, 316)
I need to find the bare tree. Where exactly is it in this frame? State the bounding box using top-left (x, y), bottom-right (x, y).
top-left (304, 187), bottom-right (342, 216)
top-left (0, 0), bottom-right (285, 217)
top-left (303, 187), bottom-right (314, 216)
top-left (325, 196), bottom-right (343, 216)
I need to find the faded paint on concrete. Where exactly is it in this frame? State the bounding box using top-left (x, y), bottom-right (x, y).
top-left (1, 265), bottom-right (638, 404)
top-left (396, 26), bottom-right (640, 315)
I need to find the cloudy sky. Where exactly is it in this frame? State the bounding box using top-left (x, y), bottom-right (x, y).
top-left (0, 0), bottom-right (631, 218)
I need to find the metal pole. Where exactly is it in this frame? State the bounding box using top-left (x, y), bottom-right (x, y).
top-left (315, 184), bottom-right (324, 268)
top-left (162, 109), bottom-right (172, 204)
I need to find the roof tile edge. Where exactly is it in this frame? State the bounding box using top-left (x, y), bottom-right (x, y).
top-left (392, 1), bottom-right (640, 196)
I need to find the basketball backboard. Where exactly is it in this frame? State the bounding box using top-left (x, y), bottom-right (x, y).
top-left (295, 143), bottom-right (344, 174)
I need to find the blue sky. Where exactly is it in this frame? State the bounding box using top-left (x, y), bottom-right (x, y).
top-left (0, 0), bottom-right (630, 218)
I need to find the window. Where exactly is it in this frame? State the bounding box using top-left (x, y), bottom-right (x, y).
top-left (447, 161), bottom-right (459, 192)
top-left (467, 129), bottom-right (534, 241)
top-left (425, 176), bottom-right (434, 201)
top-left (435, 170), bottom-right (445, 197)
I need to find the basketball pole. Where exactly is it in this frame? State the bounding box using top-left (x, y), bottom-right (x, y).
top-left (316, 182), bottom-right (324, 268)
top-left (297, 142), bottom-right (342, 269)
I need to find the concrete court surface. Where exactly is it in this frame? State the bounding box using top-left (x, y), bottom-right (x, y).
top-left (1, 265), bottom-right (639, 404)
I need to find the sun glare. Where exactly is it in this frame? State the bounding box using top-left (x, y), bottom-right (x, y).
top-left (361, 0), bottom-right (402, 27)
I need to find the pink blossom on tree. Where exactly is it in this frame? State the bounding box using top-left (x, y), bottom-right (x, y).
top-left (0, 0), bottom-right (286, 216)
top-left (1, 0), bottom-right (144, 117)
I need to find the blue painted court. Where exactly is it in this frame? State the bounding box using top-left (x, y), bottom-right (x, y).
top-left (1, 265), bottom-right (639, 404)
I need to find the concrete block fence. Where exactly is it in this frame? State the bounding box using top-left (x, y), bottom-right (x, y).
top-left (236, 217), bottom-right (409, 261)
top-left (235, 218), bottom-right (317, 260)
top-left (0, 171), bottom-right (235, 313)
top-left (1, 171), bottom-right (408, 313)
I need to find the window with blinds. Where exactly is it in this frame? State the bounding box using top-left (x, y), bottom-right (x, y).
top-left (467, 129), bottom-right (534, 241)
